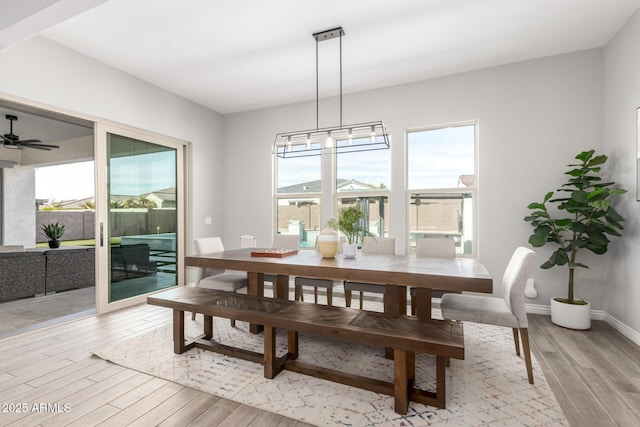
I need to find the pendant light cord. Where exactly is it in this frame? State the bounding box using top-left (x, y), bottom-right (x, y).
top-left (316, 37), bottom-right (319, 131)
top-left (340, 31), bottom-right (343, 128)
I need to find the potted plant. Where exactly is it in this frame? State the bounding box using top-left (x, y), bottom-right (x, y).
top-left (329, 205), bottom-right (372, 258)
top-left (41, 222), bottom-right (65, 248)
top-left (524, 149), bottom-right (626, 329)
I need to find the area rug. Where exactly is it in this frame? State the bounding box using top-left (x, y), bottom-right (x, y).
top-left (94, 300), bottom-right (568, 426)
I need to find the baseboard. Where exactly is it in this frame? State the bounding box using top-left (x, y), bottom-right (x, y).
top-left (526, 303), bottom-right (640, 347)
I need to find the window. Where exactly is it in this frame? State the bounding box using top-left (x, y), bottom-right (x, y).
top-left (407, 123), bottom-right (476, 255)
top-left (275, 135), bottom-right (391, 247)
top-left (275, 155), bottom-right (321, 247)
top-left (336, 136), bottom-right (390, 239)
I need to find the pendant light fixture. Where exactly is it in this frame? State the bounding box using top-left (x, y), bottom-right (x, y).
top-left (273, 27), bottom-right (390, 158)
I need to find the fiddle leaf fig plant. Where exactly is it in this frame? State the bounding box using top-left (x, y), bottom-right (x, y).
top-left (524, 150), bottom-right (626, 304)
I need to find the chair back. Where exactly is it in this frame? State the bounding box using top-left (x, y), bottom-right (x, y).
top-left (239, 235), bottom-right (256, 248)
top-left (502, 247), bottom-right (536, 327)
top-left (195, 237), bottom-right (225, 254)
top-left (361, 236), bottom-right (396, 255)
top-left (194, 237), bottom-right (225, 283)
top-left (272, 234), bottom-right (299, 249)
top-left (416, 237), bottom-right (455, 258)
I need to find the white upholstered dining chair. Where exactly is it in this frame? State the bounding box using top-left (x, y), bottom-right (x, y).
top-left (410, 237), bottom-right (456, 315)
top-left (294, 236), bottom-right (345, 306)
top-left (192, 236), bottom-right (247, 326)
top-left (440, 246), bottom-right (536, 384)
top-left (263, 234), bottom-right (299, 298)
top-left (344, 236), bottom-right (396, 309)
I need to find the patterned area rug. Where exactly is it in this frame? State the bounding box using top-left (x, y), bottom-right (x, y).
top-left (94, 300), bottom-right (567, 426)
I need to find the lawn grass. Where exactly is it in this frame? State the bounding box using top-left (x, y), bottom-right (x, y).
top-left (35, 237), bottom-right (122, 248)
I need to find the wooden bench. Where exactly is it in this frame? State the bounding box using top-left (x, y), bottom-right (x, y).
top-left (147, 287), bottom-right (464, 414)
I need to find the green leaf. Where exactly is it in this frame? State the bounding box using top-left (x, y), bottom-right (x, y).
top-left (590, 199), bottom-right (612, 209)
top-left (549, 248), bottom-right (569, 266)
top-left (585, 243), bottom-right (608, 255)
top-left (571, 191), bottom-right (589, 204)
top-left (569, 262), bottom-right (589, 269)
top-left (527, 202), bottom-right (547, 210)
top-left (575, 150), bottom-right (595, 162)
top-left (587, 154), bottom-right (607, 167)
top-left (607, 206), bottom-right (625, 222)
top-left (586, 187), bottom-right (606, 199)
top-left (553, 218), bottom-right (571, 227)
top-left (528, 233), bottom-right (548, 247)
top-left (587, 230), bottom-right (609, 245)
top-left (543, 191), bottom-right (554, 203)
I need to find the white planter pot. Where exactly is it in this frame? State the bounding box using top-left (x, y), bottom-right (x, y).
top-left (550, 297), bottom-right (591, 330)
top-left (343, 243), bottom-right (357, 259)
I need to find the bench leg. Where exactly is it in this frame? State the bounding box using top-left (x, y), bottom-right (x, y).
top-left (204, 315), bottom-right (213, 340)
top-left (172, 309), bottom-right (186, 354)
top-left (264, 326), bottom-right (277, 379)
top-left (435, 355), bottom-right (446, 408)
top-left (287, 330), bottom-right (299, 360)
top-left (394, 348), bottom-right (410, 415)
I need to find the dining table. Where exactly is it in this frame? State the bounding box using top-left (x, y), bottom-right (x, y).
top-left (185, 247), bottom-right (493, 333)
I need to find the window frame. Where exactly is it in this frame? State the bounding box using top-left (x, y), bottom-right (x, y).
top-left (405, 121), bottom-right (478, 257)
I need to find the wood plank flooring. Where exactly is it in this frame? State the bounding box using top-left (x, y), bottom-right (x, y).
top-left (528, 314), bottom-right (640, 427)
top-left (0, 303), bottom-right (312, 427)
top-left (0, 298), bottom-right (639, 426)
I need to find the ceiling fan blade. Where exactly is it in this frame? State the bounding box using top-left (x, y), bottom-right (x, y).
top-left (16, 138), bottom-right (42, 144)
top-left (21, 142), bottom-right (59, 150)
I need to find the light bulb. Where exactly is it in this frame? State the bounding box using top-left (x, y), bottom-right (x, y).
top-left (326, 132), bottom-right (333, 148)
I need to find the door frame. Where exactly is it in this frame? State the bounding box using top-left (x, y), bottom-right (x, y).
top-left (94, 122), bottom-right (186, 314)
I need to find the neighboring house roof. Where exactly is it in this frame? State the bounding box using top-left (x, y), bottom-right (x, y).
top-left (278, 179), bottom-right (378, 193)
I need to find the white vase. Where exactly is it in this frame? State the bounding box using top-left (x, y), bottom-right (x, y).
top-left (550, 297), bottom-right (591, 330)
top-left (343, 243), bottom-right (357, 259)
top-left (317, 226), bottom-right (339, 258)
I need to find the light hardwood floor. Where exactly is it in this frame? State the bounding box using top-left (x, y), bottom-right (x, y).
top-left (0, 299), bottom-right (639, 426)
top-left (0, 303), bottom-right (312, 427)
top-left (528, 314), bottom-right (640, 427)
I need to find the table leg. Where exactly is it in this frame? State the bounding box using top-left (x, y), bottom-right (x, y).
top-left (173, 309), bottom-right (186, 354)
top-left (264, 326), bottom-right (277, 379)
top-left (394, 348), bottom-right (409, 415)
top-left (275, 275), bottom-right (289, 300)
top-left (414, 288), bottom-right (433, 320)
top-left (384, 285), bottom-right (407, 358)
top-left (203, 315), bottom-right (213, 340)
top-left (384, 285), bottom-right (407, 316)
top-left (248, 272), bottom-right (265, 334)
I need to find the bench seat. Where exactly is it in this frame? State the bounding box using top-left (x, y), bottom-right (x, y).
top-left (147, 286), bottom-right (464, 414)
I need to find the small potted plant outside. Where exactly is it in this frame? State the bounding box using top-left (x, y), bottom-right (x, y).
top-left (329, 205), bottom-right (373, 258)
top-left (524, 150), bottom-right (626, 329)
top-left (41, 222), bottom-right (65, 249)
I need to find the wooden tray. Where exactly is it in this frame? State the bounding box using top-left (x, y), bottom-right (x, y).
top-left (250, 249), bottom-right (299, 258)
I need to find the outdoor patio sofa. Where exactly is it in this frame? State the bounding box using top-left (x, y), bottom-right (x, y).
top-left (0, 243), bottom-right (157, 303)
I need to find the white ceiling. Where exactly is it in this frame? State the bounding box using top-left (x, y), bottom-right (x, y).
top-left (4, 0), bottom-right (640, 115)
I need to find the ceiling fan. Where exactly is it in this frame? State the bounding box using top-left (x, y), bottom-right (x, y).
top-left (2, 114), bottom-right (59, 150)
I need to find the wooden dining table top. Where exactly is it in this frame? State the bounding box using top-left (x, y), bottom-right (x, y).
top-left (185, 248), bottom-right (493, 294)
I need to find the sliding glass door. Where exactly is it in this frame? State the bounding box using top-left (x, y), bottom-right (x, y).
top-left (95, 124), bottom-right (185, 312)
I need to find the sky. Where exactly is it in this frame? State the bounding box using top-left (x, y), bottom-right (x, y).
top-left (35, 161), bottom-right (95, 201)
top-left (35, 150), bottom-right (176, 201)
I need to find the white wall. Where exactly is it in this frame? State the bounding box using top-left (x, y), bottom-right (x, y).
top-left (603, 9), bottom-right (640, 332)
top-left (2, 166), bottom-right (35, 246)
top-left (0, 36), bottom-right (225, 251)
top-left (222, 49), bottom-right (606, 309)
